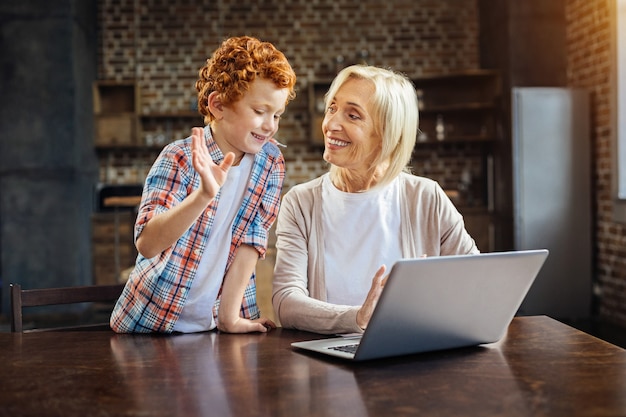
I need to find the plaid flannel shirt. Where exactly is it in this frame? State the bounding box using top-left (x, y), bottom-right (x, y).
top-left (110, 126), bottom-right (285, 333)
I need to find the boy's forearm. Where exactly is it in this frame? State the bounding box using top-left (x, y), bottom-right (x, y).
top-left (137, 189), bottom-right (213, 258)
top-left (218, 244), bottom-right (258, 330)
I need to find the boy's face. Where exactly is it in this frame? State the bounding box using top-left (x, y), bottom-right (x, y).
top-left (214, 78), bottom-right (289, 159)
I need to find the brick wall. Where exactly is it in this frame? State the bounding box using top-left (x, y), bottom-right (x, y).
top-left (566, 0), bottom-right (626, 327)
top-left (97, 0), bottom-right (480, 190)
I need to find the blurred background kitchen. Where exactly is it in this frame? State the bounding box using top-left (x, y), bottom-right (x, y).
top-left (1, 0), bottom-right (625, 345)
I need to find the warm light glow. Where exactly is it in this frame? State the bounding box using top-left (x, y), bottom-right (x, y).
top-left (617, 0), bottom-right (626, 197)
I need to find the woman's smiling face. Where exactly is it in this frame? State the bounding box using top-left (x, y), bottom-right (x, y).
top-left (322, 77), bottom-right (382, 172)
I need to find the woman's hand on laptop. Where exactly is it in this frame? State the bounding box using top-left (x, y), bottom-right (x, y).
top-left (356, 265), bottom-right (388, 330)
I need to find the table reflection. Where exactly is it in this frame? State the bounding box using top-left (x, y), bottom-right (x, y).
top-left (1, 317), bottom-right (624, 417)
top-left (110, 329), bottom-right (368, 417)
top-left (348, 340), bottom-right (530, 416)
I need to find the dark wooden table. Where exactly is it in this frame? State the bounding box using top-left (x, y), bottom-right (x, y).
top-left (0, 316), bottom-right (625, 417)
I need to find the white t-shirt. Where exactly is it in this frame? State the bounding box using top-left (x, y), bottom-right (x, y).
top-left (322, 175), bottom-right (403, 306)
top-left (174, 154), bottom-right (253, 332)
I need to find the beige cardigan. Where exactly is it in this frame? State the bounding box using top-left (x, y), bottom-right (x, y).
top-left (272, 172), bottom-right (479, 334)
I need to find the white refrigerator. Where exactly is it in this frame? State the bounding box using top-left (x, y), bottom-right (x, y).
top-left (512, 87), bottom-right (591, 320)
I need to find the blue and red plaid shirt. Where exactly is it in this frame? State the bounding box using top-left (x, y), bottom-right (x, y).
top-left (110, 126), bottom-right (285, 333)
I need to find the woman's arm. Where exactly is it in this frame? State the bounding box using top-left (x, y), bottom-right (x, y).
top-left (434, 183), bottom-right (480, 255)
top-left (272, 187), bottom-right (363, 335)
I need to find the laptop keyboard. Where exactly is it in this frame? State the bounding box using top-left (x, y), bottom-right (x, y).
top-left (328, 343), bottom-right (359, 354)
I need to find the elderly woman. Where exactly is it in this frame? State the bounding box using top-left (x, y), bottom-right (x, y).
top-left (272, 65), bottom-right (479, 335)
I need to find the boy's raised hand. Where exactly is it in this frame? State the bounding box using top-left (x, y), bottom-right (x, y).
top-left (191, 127), bottom-right (235, 199)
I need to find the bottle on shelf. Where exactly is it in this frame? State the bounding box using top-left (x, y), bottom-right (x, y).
top-left (436, 114), bottom-right (445, 141)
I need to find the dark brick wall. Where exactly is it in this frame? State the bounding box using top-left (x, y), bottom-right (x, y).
top-left (96, 0), bottom-right (481, 190)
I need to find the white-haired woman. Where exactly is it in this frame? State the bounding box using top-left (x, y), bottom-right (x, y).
top-left (273, 65), bottom-right (479, 335)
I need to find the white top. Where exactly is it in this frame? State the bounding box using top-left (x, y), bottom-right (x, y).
top-left (322, 175), bottom-right (403, 306)
top-left (174, 154), bottom-right (253, 332)
top-left (272, 172), bottom-right (480, 335)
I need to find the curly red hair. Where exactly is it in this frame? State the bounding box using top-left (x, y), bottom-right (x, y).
top-left (196, 36), bottom-right (297, 124)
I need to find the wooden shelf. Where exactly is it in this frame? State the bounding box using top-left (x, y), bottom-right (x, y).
top-left (93, 81), bottom-right (140, 146)
top-left (93, 81), bottom-right (138, 114)
top-left (415, 135), bottom-right (496, 144)
top-left (139, 111), bottom-right (201, 119)
top-left (456, 205), bottom-right (493, 214)
top-left (102, 196), bottom-right (142, 208)
top-left (410, 69), bottom-right (499, 82)
top-left (95, 144), bottom-right (165, 152)
top-left (419, 102), bottom-right (495, 113)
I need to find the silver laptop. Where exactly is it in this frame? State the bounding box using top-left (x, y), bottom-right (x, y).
top-left (291, 249), bottom-right (549, 361)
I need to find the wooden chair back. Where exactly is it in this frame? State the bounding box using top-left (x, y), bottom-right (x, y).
top-left (10, 283), bottom-right (125, 333)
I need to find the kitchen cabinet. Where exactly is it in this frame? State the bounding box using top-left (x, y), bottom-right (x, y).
top-left (412, 70), bottom-right (500, 252)
top-left (92, 211), bottom-right (136, 286)
top-left (93, 81), bottom-right (140, 146)
top-left (92, 81), bottom-right (203, 184)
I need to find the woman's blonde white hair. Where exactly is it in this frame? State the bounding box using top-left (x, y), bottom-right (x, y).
top-left (325, 65), bottom-right (419, 189)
